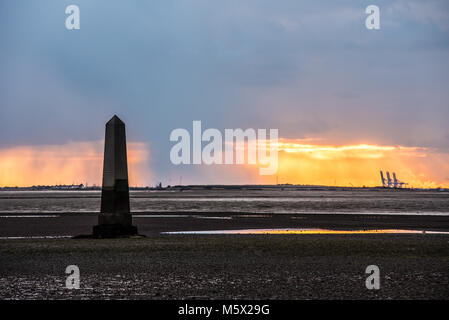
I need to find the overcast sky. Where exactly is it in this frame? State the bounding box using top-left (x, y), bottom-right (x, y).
top-left (1, 1), bottom-right (448, 185)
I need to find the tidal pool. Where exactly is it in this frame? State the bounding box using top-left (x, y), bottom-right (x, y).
top-left (161, 228), bottom-right (449, 235)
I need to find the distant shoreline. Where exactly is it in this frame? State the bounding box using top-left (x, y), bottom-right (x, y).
top-left (1, 184), bottom-right (448, 192)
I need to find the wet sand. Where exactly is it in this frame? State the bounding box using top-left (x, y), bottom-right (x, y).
top-left (1, 235), bottom-right (448, 299)
top-left (0, 188), bottom-right (448, 299)
top-left (0, 212), bottom-right (449, 238)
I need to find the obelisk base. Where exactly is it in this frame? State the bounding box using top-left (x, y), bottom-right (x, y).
top-left (93, 213), bottom-right (138, 238)
top-left (92, 224), bottom-right (138, 238)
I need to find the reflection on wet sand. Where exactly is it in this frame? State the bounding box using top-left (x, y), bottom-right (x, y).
top-left (162, 228), bottom-right (449, 235)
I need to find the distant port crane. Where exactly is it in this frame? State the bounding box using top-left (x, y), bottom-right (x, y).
top-left (380, 170), bottom-right (408, 188)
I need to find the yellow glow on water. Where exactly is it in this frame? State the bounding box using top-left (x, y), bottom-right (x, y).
top-left (245, 229), bottom-right (421, 234)
top-left (163, 228), bottom-right (449, 235)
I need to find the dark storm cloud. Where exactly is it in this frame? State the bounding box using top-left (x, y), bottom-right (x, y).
top-left (1, 0), bottom-right (448, 182)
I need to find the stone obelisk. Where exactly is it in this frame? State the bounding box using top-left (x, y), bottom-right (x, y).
top-left (93, 115), bottom-right (138, 238)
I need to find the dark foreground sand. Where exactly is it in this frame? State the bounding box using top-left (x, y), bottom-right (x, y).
top-left (1, 234), bottom-right (448, 299)
top-left (1, 212), bottom-right (449, 237)
top-left (1, 188), bottom-right (448, 299)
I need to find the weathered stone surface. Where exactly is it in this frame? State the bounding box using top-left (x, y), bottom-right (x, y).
top-left (93, 115), bottom-right (137, 238)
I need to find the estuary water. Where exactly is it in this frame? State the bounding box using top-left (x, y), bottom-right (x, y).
top-left (0, 188), bottom-right (448, 216)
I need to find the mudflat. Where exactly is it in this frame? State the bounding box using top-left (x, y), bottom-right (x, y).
top-left (1, 188), bottom-right (448, 299)
top-left (1, 235), bottom-right (448, 299)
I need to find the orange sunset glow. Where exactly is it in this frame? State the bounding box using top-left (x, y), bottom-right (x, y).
top-left (0, 141), bottom-right (152, 187)
top-left (254, 139), bottom-right (449, 188)
top-left (1, 139), bottom-right (449, 188)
